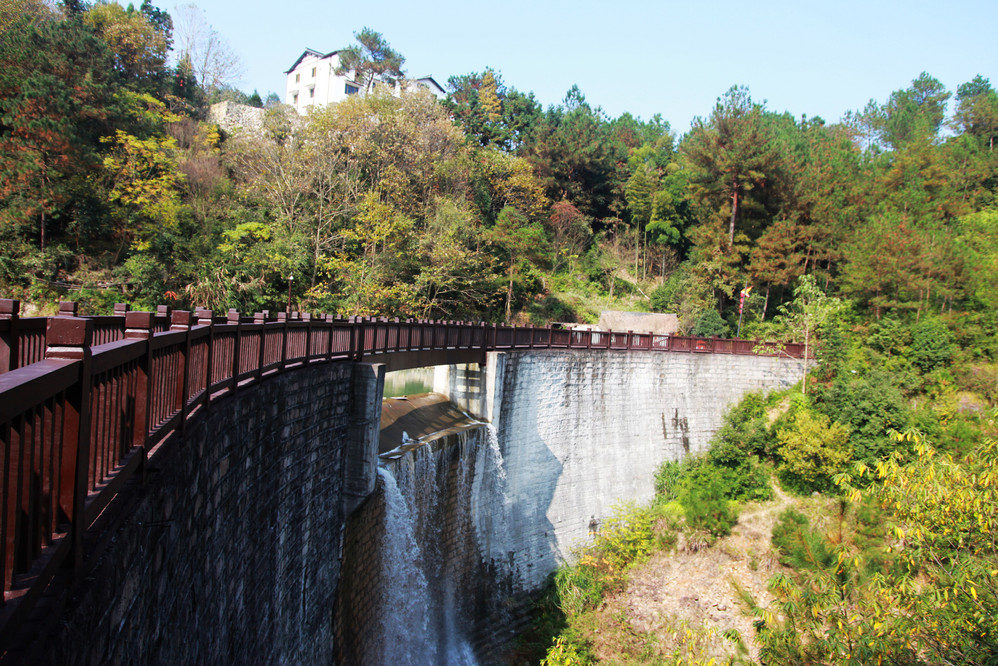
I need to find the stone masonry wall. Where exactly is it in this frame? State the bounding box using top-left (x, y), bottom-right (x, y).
top-left (35, 361), bottom-right (362, 666)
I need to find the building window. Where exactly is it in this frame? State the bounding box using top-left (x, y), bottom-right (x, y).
top-left (311, 67), bottom-right (316, 77)
top-left (309, 87), bottom-right (315, 98)
top-left (293, 93), bottom-right (298, 104)
top-left (345, 83), bottom-right (359, 95)
top-left (295, 73), bottom-right (300, 83)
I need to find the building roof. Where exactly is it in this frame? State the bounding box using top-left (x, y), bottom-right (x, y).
top-left (414, 76), bottom-right (446, 95)
top-left (284, 48), bottom-right (340, 74)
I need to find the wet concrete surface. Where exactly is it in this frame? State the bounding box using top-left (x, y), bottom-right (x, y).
top-left (379, 392), bottom-right (482, 455)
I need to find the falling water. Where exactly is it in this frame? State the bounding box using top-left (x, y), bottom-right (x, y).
top-left (378, 444), bottom-right (479, 666)
top-left (377, 467), bottom-right (437, 664)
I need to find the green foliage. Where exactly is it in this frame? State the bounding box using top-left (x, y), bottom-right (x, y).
top-left (770, 509), bottom-right (835, 570)
top-left (775, 408), bottom-right (852, 494)
top-left (712, 390), bottom-right (783, 457)
top-left (540, 635), bottom-right (594, 666)
top-left (760, 426), bottom-right (998, 664)
top-left (909, 316), bottom-right (954, 372)
top-left (814, 370), bottom-right (910, 463)
top-left (334, 27), bottom-right (405, 92)
top-left (653, 459), bottom-right (683, 502)
top-left (678, 469), bottom-right (738, 537)
top-left (690, 307), bottom-right (728, 337)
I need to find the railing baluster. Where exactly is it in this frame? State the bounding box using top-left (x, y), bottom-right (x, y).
top-left (44, 316), bottom-right (92, 575)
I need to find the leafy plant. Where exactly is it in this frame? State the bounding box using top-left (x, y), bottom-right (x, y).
top-left (775, 408), bottom-right (852, 494)
top-left (691, 307), bottom-right (728, 337)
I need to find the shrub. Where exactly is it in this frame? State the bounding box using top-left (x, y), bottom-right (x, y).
top-left (691, 307), bottom-right (728, 337)
top-left (679, 468), bottom-right (738, 537)
top-left (770, 508), bottom-right (834, 570)
top-left (542, 635), bottom-right (594, 666)
top-left (909, 317), bottom-right (954, 372)
top-left (653, 459), bottom-right (683, 501)
top-left (776, 408), bottom-right (852, 494)
top-left (814, 370), bottom-right (909, 463)
top-left (713, 390), bottom-right (779, 457)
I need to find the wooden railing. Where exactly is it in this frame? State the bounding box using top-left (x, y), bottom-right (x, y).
top-left (0, 298), bottom-right (806, 635)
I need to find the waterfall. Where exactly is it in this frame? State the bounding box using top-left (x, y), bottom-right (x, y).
top-left (377, 467), bottom-right (437, 664)
top-left (378, 444), bottom-right (479, 666)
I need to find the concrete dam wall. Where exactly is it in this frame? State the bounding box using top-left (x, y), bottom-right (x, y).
top-left (30, 349), bottom-right (799, 664)
top-left (337, 349), bottom-right (800, 661)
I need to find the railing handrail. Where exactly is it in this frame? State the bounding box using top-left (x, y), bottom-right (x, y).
top-left (0, 299), bottom-right (810, 637)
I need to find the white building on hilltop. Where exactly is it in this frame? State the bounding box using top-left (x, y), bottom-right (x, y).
top-left (284, 49), bottom-right (445, 115)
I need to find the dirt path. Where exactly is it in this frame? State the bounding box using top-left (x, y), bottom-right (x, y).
top-left (591, 488), bottom-right (807, 662)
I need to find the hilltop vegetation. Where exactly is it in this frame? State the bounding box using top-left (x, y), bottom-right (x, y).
top-left (3, 1), bottom-right (996, 336)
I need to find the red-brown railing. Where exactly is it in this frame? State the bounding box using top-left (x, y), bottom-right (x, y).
top-left (0, 298), bottom-right (807, 635)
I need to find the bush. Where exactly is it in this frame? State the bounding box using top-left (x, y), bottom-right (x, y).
top-left (775, 408), bottom-right (852, 494)
top-left (713, 390), bottom-right (779, 457)
top-left (770, 508), bottom-right (834, 570)
top-left (909, 317), bottom-right (954, 372)
top-left (654, 459), bottom-right (683, 501)
top-left (678, 466), bottom-right (738, 537)
top-left (814, 370), bottom-right (909, 463)
top-left (691, 308), bottom-right (728, 337)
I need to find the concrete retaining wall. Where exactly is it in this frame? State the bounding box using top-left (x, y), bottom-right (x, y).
top-left (480, 349), bottom-right (799, 592)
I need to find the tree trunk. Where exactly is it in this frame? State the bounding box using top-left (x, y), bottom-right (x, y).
top-left (729, 187), bottom-right (739, 247)
top-left (505, 260), bottom-right (513, 323)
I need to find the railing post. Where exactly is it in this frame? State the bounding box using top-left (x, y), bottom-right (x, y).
top-left (324, 314), bottom-right (334, 360)
top-left (228, 309), bottom-right (241, 385)
top-left (44, 315), bottom-right (93, 574)
top-left (0, 299), bottom-right (20, 373)
top-left (156, 305), bottom-right (172, 331)
top-left (113, 303), bottom-right (129, 317)
top-left (354, 317), bottom-right (364, 362)
top-left (301, 312), bottom-right (312, 362)
top-left (277, 312), bottom-right (289, 370)
top-left (124, 312), bottom-right (154, 479)
top-left (170, 311), bottom-right (192, 433)
top-left (196, 308), bottom-right (213, 403)
top-left (254, 311), bottom-right (266, 380)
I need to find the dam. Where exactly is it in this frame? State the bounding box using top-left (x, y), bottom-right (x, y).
top-left (0, 303), bottom-right (803, 663)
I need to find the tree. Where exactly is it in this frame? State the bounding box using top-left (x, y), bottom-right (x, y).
top-left (953, 75), bottom-right (998, 151)
top-left (683, 86), bottom-right (780, 247)
top-left (0, 9), bottom-right (116, 251)
top-left (525, 85), bottom-right (628, 221)
top-left (487, 206), bottom-right (549, 322)
top-left (868, 72), bottom-right (951, 150)
top-left (444, 69), bottom-right (542, 151)
top-left (173, 3), bottom-right (243, 94)
top-left (777, 274), bottom-right (840, 395)
top-left (83, 2), bottom-right (168, 89)
top-left (825, 427), bottom-right (998, 664)
top-left (334, 27), bottom-right (405, 93)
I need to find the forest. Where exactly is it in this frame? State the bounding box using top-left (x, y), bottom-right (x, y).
top-left (2, 1), bottom-right (997, 664)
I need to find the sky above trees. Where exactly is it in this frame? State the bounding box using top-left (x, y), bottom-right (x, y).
top-left (180, 0), bottom-right (997, 132)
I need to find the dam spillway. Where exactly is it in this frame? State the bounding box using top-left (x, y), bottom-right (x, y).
top-left (335, 349), bottom-right (801, 662)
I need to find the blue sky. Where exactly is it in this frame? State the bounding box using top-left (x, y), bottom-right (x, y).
top-left (178, 0), bottom-right (997, 135)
